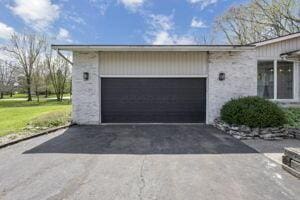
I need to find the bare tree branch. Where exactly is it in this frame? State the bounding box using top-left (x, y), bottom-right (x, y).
top-left (214, 0), bottom-right (300, 44)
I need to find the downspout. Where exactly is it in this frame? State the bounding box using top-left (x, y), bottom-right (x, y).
top-left (55, 48), bottom-right (75, 124)
top-left (56, 49), bottom-right (73, 65)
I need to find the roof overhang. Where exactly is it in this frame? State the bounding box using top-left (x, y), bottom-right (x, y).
top-left (252, 32), bottom-right (300, 47)
top-left (51, 45), bottom-right (255, 52)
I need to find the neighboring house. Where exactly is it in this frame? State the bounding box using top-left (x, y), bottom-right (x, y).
top-left (52, 32), bottom-right (300, 125)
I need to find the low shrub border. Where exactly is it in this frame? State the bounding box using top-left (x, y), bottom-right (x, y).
top-left (214, 118), bottom-right (300, 140)
top-left (215, 96), bottom-right (300, 140)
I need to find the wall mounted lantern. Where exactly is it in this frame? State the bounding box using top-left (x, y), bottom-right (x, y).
top-left (83, 72), bottom-right (89, 81)
top-left (219, 72), bottom-right (225, 81)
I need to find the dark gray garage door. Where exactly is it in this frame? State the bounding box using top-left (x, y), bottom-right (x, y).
top-left (101, 78), bottom-right (206, 123)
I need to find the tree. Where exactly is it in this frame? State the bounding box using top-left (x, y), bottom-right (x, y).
top-left (0, 60), bottom-right (16, 99)
top-left (214, 0), bottom-right (300, 44)
top-left (4, 33), bottom-right (46, 101)
top-left (45, 51), bottom-right (70, 101)
top-left (32, 61), bottom-right (44, 102)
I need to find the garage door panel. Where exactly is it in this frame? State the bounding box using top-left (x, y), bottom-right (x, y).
top-left (102, 102), bottom-right (204, 111)
top-left (101, 78), bottom-right (206, 123)
top-left (103, 112), bottom-right (205, 123)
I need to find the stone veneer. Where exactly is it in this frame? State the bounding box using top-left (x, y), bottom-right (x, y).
top-left (72, 52), bottom-right (100, 124)
top-left (72, 50), bottom-right (257, 125)
top-left (207, 51), bottom-right (257, 123)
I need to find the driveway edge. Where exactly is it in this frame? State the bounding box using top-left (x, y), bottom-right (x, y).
top-left (0, 124), bottom-right (71, 149)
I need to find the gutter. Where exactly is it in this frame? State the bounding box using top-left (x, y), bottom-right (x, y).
top-left (51, 44), bottom-right (255, 52)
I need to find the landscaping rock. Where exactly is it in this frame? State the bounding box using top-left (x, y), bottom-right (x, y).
top-left (213, 118), bottom-right (298, 140)
top-left (259, 134), bottom-right (282, 140)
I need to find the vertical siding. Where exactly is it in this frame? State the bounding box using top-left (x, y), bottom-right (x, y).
top-left (100, 51), bottom-right (208, 76)
top-left (256, 37), bottom-right (300, 102)
top-left (256, 37), bottom-right (300, 59)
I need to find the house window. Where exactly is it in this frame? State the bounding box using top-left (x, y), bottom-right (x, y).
top-left (257, 60), bottom-right (294, 100)
top-left (258, 61), bottom-right (274, 99)
top-left (277, 61), bottom-right (293, 99)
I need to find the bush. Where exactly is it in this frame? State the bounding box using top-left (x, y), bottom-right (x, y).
top-left (220, 96), bottom-right (286, 128)
top-left (27, 110), bottom-right (71, 130)
top-left (284, 107), bottom-right (300, 128)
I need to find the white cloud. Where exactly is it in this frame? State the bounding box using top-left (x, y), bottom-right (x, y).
top-left (147, 14), bottom-right (174, 31)
top-left (57, 28), bottom-right (72, 43)
top-left (0, 22), bottom-right (15, 40)
top-left (190, 17), bottom-right (207, 28)
top-left (10, 0), bottom-right (60, 30)
top-left (119, 0), bottom-right (145, 11)
top-left (145, 14), bottom-right (197, 45)
top-left (152, 31), bottom-right (197, 45)
top-left (0, 50), bottom-right (13, 62)
top-left (187, 0), bottom-right (218, 10)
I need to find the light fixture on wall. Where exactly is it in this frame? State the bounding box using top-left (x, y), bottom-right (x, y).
top-left (83, 72), bottom-right (89, 81)
top-left (219, 72), bottom-right (225, 81)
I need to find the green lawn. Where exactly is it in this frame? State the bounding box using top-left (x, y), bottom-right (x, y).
top-left (1, 93), bottom-right (71, 99)
top-left (2, 93), bottom-right (28, 99)
top-left (0, 99), bottom-right (71, 137)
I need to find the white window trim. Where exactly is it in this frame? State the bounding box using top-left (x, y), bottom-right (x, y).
top-left (274, 60), bottom-right (277, 99)
top-left (258, 59), bottom-right (297, 102)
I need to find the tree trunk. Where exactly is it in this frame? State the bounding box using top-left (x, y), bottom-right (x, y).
top-left (45, 89), bottom-right (48, 98)
top-left (60, 92), bottom-right (64, 101)
top-left (10, 91), bottom-right (13, 97)
top-left (36, 90), bottom-right (39, 102)
top-left (26, 77), bottom-right (32, 101)
top-left (0, 92), bottom-right (3, 99)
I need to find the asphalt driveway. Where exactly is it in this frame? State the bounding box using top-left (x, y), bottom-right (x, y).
top-left (0, 125), bottom-right (299, 200)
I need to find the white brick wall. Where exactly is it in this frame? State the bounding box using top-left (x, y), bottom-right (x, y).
top-left (72, 52), bottom-right (100, 124)
top-left (72, 50), bottom-right (257, 125)
top-left (207, 51), bottom-right (257, 123)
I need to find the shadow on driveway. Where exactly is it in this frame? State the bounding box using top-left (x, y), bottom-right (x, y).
top-left (24, 125), bottom-right (257, 154)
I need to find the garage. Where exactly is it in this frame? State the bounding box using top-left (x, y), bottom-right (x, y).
top-left (50, 45), bottom-right (257, 125)
top-left (101, 78), bottom-right (206, 123)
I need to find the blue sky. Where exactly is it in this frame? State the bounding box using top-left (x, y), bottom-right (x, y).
top-left (0, 0), bottom-right (248, 45)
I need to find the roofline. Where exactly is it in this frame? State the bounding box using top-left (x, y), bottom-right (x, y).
top-left (51, 44), bottom-right (255, 52)
top-left (280, 49), bottom-right (300, 57)
top-left (250, 32), bottom-right (300, 47)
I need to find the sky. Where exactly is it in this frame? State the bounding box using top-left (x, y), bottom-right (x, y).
top-left (0, 0), bottom-right (249, 46)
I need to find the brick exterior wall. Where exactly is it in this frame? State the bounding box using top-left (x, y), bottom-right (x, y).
top-left (72, 52), bottom-right (100, 124)
top-left (207, 51), bottom-right (257, 123)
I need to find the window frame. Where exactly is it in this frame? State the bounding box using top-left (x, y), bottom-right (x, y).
top-left (257, 59), bottom-right (296, 101)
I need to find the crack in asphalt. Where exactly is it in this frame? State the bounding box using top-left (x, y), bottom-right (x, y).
top-left (138, 156), bottom-right (147, 200)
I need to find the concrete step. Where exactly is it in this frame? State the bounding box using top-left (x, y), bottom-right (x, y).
top-left (282, 164), bottom-right (300, 179)
top-left (291, 160), bottom-right (300, 171)
top-left (283, 148), bottom-right (300, 178)
top-left (284, 148), bottom-right (300, 163)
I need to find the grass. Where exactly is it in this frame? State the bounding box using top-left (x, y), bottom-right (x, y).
top-left (26, 109), bottom-right (71, 130)
top-left (284, 107), bottom-right (300, 128)
top-left (0, 99), bottom-right (71, 137)
top-left (2, 93), bottom-right (28, 99)
top-left (1, 93), bottom-right (71, 99)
